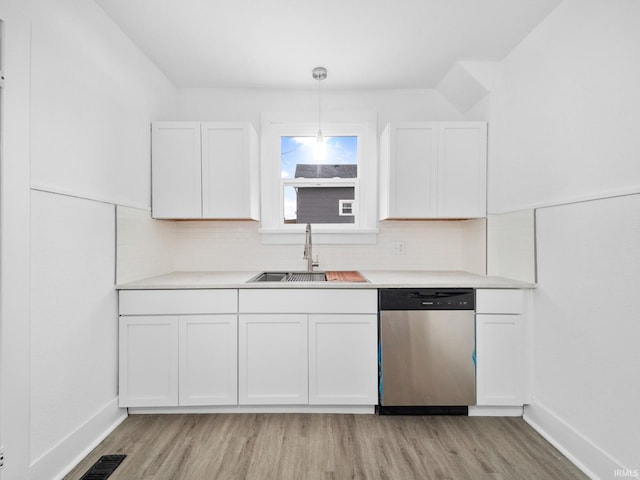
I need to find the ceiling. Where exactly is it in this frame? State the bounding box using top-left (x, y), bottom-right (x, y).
top-left (94, 0), bottom-right (562, 90)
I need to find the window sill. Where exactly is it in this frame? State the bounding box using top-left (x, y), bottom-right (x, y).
top-left (258, 227), bottom-right (379, 245)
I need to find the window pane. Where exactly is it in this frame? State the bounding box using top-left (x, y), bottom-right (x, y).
top-left (281, 136), bottom-right (358, 179)
top-left (283, 185), bottom-right (355, 224)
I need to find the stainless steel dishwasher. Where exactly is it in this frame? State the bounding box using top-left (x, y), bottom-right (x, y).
top-left (378, 288), bottom-right (475, 415)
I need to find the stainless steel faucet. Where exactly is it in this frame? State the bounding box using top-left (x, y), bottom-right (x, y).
top-left (303, 223), bottom-right (319, 271)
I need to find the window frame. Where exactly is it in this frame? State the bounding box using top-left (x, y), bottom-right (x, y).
top-left (259, 111), bottom-right (378, 244)
top-left (338, 199), bottom-right (355, 217)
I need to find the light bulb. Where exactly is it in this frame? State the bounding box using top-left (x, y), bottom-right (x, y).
top-left (314, 131), bottom-right (327, 161)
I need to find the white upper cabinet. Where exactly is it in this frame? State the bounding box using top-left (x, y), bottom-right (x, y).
top-left (201, 123), bottom-right (260, 219)
top-left (438, 124), bottom-right (487, 218)
top-left (152, 122), bottom-right (202, 219)
top-left (379, 122), bottom-right (487, 219)
top-left (152, 122), bottom-right (260, 220)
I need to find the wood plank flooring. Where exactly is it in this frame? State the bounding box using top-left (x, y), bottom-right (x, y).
top-left (64, 414), bottom-right (588, 480)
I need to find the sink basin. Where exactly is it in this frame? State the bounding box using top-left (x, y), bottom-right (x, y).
top-left (250, 272), bottom-right (289, 282)
top-left (247, 271), bottom-right (327, 283)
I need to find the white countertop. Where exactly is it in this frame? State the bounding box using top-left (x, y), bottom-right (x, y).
top-left (116, 270), bottom-right (535, 290)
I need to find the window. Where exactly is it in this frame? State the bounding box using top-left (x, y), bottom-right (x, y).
top-left (339, 199), bottom-right (355, 217)
top-left (260, 112), bottom-right (378, 244)
top-left (281, 136), bottom-right (358, 224)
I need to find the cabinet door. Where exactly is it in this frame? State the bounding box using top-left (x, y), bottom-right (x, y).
top-left (476, 314), bottom-right (524, 406)
top-left (119, 316), bottom-right (179, 407)
top-left (389, 124), bottom-right (438, 218)
top-left (308, 314), bottom-right (378, 405)
top-left (179, 315), bottom-right (238, 406)
top-left (151, 122), bottom-right (202, 219)
top-left (201, 123), bottom-right (259, 219)
top-left (437, 123), bottom-right (487, 218)
top-left (238, 314), bottom-right (308, 405)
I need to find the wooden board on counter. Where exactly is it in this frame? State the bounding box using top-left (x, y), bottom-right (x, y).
top-left (326, 271), bottom-right (368, 282)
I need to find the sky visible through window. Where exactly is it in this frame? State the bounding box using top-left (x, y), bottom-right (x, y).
top-left (281, 136), bottom-right (358, 178)
top-left (281, 136), bottom-right (358, 222)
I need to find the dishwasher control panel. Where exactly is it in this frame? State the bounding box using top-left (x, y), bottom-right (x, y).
top-left (379, 288), bottom-right (475, 310)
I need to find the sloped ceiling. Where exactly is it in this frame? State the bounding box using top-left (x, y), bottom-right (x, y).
top-left (94, 0), bottom-right (561, 90)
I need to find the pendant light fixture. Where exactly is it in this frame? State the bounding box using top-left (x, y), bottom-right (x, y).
top-left (312, 66), bottom-right (327, 161)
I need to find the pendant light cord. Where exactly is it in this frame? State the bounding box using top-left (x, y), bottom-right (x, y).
top-left (312, 67), bottom-right (327, 142)
top-left (317, 74), bottom-right (322, 140)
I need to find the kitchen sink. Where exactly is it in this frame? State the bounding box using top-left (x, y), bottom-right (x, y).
top-left (250, 272), bottom-right (289, 282)
top-left (247, 271), bottom-right (327, 283)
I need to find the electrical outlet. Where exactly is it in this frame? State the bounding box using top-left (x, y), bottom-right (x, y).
top-left (391, 241), bottom-right (406, 255)
top-left (0, 446), bottom-right (4, 469)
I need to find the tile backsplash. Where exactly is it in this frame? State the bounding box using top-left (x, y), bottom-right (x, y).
top-left (116, 206), bottom-right (177, 283)
top-left (117, 207), bottom-right (486, 283)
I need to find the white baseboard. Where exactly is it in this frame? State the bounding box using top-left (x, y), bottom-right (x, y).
top-left (524, 401), bottom-right (625, 480)
top-left (468, 405), bottom-right (523, 417)
top-left (29, 397), bottom-right (127, 480)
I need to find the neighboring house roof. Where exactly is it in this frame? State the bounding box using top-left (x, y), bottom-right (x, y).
top-left (294, 164), bottom-right (357, 178)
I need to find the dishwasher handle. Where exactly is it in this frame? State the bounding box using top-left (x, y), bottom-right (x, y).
top-left (409, 291), bottom-right (462, 299)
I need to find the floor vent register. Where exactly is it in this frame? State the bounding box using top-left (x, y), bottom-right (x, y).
top-left (79, 454), bottom-right (126, 480)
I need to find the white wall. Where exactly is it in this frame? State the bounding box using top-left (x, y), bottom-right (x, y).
top-left (177, 87), bottom-right (464, 134)
top-left (488, 0), bottom-right (640, 477)
top-left (0, 3), bottom-right (35, 480)
top-left (29, 192), bottom-right (120, 477)
top-left (530, 195), bottom-right (640, 477)
top-left (30, 0), bottom-right (176, 208)
top-left (488, 0), bottom-right (640, 214)
top-left (487, 210), bottom-right (536, 283)
top-left (0, 1), bottom-right (177, 479)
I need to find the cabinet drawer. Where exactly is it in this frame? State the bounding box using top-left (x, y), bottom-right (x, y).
top-left (239, 289), bottom-right (377, 314)
top-left (476, 289), bottom-right (523, 314)
top-left (119, 289), bottom-right (237, 315)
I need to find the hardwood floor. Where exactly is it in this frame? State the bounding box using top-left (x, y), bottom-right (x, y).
top-left (64, 414), bottom-right (587, 480)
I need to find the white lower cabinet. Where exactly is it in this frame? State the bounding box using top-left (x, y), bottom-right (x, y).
top-left (475, 289), bottom-right (526, 406)
top-left (238, 314), bottom-right (308, 405)
top-left (238, 289), bottom-right (378, 407)
top-left (119, 315), bottom-right (179, 407)
top-left (308, 314), bottom-right (378, 405)
top-left (237, 312), bottom-right (378, 406)
top-left (179, 315), bottom-right (238, 406)
top-left (119, 288), bottom-right (378, 410)
top-left (119, 314), bottom-right (237, 407)
top-left (118, 289), bottom-right (238, 408)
